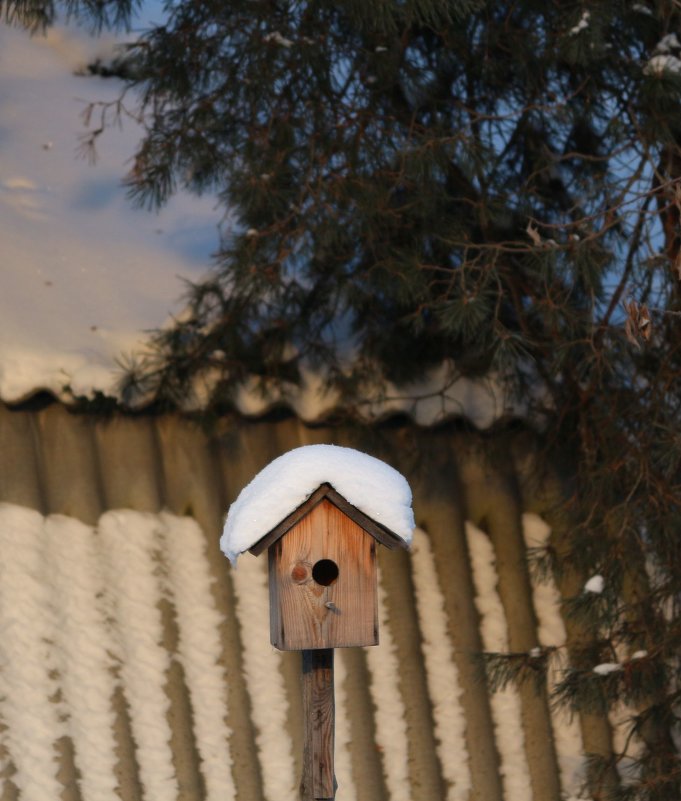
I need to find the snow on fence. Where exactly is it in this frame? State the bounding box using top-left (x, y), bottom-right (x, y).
top-left (365, 570), bottom-right (411, 801)
top-left (0, 506), bottom-right (237, 801)
top-left (99, 511), bottom-right (179, 801)
top-left (158, 512), bottom-right (235, 801)
top-left (230, 550), bottom-right (295, 800)
top-left (0, 507), bottom-right (65, 801)
top-left (44, 514), bottom-right (119, 801)
top-left (410, 528), bottom-right (470, 801)
top-left (0, 500), bottom-right (590, 801)
top-left (466, 521), bottom-right (533, 801)
top-left (332, 649), bottom-right (356, 801)
top-left (522, 513), bottom-right (586, 793)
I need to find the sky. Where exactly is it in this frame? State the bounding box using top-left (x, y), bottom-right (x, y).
top-left (0, 15), bottom-right (222, 403)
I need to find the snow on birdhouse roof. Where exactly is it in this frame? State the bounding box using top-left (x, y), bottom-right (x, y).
top-left (221, 445), bottom-right (415, 565)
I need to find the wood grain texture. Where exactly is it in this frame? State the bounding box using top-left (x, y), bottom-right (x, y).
top-left (250, 483), bottom-right (407, 556)
top-left (300, 649), bottom-right (336, 800)
top-left (269, 499), bottom-right (378, 650)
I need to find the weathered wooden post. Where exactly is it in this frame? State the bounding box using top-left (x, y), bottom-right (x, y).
top-left (221, 445), bottom-right (414, 801)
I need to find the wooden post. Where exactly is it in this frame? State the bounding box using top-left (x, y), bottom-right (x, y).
top-left (300, 649), bottom-right (336, 800)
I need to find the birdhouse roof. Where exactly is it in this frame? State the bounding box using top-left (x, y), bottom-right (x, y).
top-left (248, 482), bottom-right (408, 556)
top-left (220, 445), bottom-right (414, 564)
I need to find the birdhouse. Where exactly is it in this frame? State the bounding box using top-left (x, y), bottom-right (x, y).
top-left (221, 444), bottom-right (414, 801)
top-left (248, 482), bottom-right (408, 651)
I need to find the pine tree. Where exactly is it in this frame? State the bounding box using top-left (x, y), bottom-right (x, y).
top-left (4, 1), bottom-right (681, 798)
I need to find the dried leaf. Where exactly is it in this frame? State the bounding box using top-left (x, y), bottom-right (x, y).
top-left (639, 304), bottom-right (651, 341)
top-left (624, 314), bottom-right (639, 349)
top-left (622, 299), bottom-right (652, 347)
top-left (526, 221), bottom-right (542, 246)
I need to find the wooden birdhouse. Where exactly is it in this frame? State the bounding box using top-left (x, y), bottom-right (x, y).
top-left (222, 445), bottom-right (414, 800)
top-left (248, 482), bottom-right (408, 651)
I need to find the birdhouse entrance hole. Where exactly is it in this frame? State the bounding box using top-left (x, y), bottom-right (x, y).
top-left (312, 558), bottom-right (339, 586)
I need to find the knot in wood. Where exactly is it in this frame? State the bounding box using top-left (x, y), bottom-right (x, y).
top-left (291, 562), bottom-right (310, 583)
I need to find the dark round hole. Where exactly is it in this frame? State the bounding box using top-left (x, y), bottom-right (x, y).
top-left (312, 559), bottom-right (339, 586)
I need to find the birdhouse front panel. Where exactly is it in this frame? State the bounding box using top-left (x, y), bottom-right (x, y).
top-left (268, 498), bottom-right (378, 650)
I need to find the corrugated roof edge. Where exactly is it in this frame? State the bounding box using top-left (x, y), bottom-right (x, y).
top-left (1, 389), bottom-right (538, 431)
top-left (0, 360), bottom-right (538, 429)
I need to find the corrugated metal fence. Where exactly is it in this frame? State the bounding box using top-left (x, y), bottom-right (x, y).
top-left (0, 403), bottom-right (618, 801)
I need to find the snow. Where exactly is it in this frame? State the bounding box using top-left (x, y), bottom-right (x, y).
top-left (0, 20), bottom-right (218, 404)
top-left (645, 54), bottom-right (681, 75)
top-left (0, 505), bottom-right (65, 801)
top-left (263, 31), bottom-right (294, 48)
top-left (230, 552), bottom-right (295, 799)
top-left (43, 514), bottom-right (119, 801)
top-left (221, 445), bottom-right (414, 564)
top-left (523, 514), bottom-right (586, 797)
top-left (655, 33), bottom-right (681, 53)
top-left (410, 528), bottom-right (471, 800)
top-left (465, 522), bottom-right (532, 801)
top-left (98, 511), bottom-right (179, 801)
top-left (584, 574), bottom-right (605, 594)
top-left (569, 10), bottom-right (590, 36)
top-left (631, 649), bottom-right (648, 660)
top-left (365, 570), bottom-right (411, 801)
top-left (645, 36), bottom-right (681, 75)
top-left (593, 662), bottom-right (622, 675)
top-left (0, 20), bottom-right (522, 428)
top-left (230, 360), bottom-right (515, 428)
top-left (158, 512), bottom-right (235, 801)
top-left (0, 505), bottom-right (239, 801)
top-left (0, 501), bottom-right (594, 799)
top-left (353, 362), bottom-right (518, 428)
top-left (333, 653), bottom-right (356, 801)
